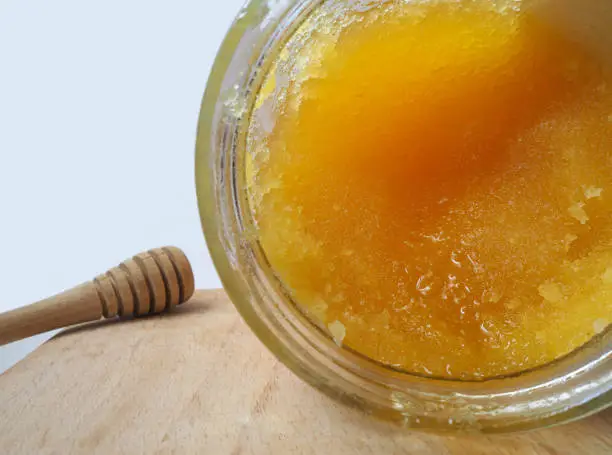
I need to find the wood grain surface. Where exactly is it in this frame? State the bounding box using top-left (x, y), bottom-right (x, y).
top-left (1, 290), bottom-right (610, 455)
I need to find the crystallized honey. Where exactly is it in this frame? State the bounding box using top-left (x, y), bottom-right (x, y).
top-left (246, 0), bottom-right (612, 379)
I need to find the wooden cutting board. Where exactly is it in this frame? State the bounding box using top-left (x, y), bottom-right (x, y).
top-left (1, 290), bottom-right (610, 454)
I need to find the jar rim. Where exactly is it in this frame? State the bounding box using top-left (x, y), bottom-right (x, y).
top-left (196, 0), bottom-right (612, 433)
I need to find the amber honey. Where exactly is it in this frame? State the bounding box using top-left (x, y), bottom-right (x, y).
top-left (246, 0), bottom-right (612, 379)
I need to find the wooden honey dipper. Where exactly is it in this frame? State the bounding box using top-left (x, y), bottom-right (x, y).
top-left (0, 247), bottom-right (195, 346)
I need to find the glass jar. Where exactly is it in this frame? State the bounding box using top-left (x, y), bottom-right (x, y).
top-left (195, 0), bottom-right (611, 433)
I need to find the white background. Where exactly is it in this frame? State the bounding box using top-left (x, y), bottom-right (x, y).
top-left (0, 0), bottom-right (245, 373)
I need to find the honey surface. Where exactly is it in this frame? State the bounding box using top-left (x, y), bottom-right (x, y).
top-left (247, 0), bottom-right (612, 379)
